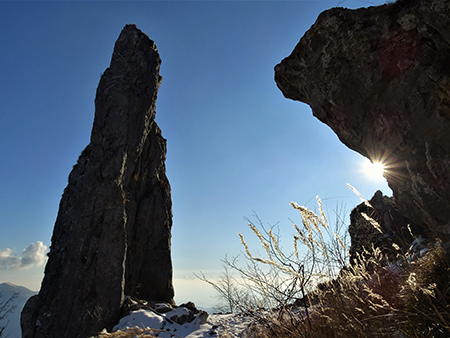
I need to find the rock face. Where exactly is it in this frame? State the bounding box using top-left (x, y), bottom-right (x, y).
top-left (275, 0), bottom-right (450, 242)
top-left (349, 190), bottom-right (426, 265)
top-left (21, 24), bottom-right (174, 338)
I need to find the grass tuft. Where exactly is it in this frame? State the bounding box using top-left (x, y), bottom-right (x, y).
top-left (201, 188), bottom-right (450, 338)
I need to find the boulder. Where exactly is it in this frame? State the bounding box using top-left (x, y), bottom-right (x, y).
top-left (118, 298), bottom-right (208, 327)
top-left (275, 0), bottom-right (450, 242)
top-left (349, 190), bottom-right (426, 265)
top-left (21, 24), bottom-right (174, 338)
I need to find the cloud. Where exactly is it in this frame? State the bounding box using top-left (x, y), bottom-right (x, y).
top-left (0, 241), bottom-right (48, 270)
top-left (20, 241), bottom-right (48, 269)
top-left (0, 248), bottom-right (20, 268)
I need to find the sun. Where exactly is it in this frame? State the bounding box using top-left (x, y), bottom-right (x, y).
top-left (363, 159), bottom-right (386, 180)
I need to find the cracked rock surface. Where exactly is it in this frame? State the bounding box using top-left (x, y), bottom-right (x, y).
top-left (275, 0), bottom-right (450, 242)
top-left (21, 24), bottom-right (174, 338)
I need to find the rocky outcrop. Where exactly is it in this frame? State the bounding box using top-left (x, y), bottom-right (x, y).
top-left (21, 24), bottom-right (174, 338)
top-left (275, 0), bottom-right (450, 242)
top-left (119, 299), bottom-right (209, 327)
top-left (349, 190), bottom-right (426, 265)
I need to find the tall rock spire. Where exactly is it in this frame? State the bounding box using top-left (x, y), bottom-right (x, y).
top-left (21, 24), bottom-right (174, 338)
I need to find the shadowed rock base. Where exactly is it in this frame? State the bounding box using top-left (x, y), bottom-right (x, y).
top-left (349, 190), bottom-right (426, 265)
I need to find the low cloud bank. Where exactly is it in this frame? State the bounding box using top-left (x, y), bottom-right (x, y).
top-left (0, 241), bottom-right (47, 270)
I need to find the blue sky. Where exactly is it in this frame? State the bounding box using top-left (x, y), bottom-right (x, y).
top-left (0, 0), bottom-right (390, 308)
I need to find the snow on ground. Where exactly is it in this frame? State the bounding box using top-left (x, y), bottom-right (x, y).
top-left (113, 309), bottom-right (255, 338)
top-left (207, 313), bottom-right (255, 338)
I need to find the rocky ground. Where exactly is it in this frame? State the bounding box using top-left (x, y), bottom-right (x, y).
top-left (98, 299), bottom-right (255, 338)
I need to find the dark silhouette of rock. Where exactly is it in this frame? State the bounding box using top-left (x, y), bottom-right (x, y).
top-left (21, 24), bottom-right (174, 338)
top-left (275, 0), bottom-right (450, 242)
top-left (349, 190), bottom-right (426, 265)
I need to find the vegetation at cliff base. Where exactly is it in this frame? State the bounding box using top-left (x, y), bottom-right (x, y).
top-left (202, 192), bottom-right (450, 338)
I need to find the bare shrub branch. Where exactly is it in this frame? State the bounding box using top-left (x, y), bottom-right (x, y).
top-left (0, 292), bottom-right (18, 337)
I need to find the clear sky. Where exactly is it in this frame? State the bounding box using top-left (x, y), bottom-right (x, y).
top-left (0, 0), bottom-right (390, 309)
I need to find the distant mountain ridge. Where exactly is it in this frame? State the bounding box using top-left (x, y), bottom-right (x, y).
top-left (0, 282), bottom-right (36, 338)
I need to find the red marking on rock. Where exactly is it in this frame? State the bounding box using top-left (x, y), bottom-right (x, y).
top-left (379, 29), bottom-right (418, 78)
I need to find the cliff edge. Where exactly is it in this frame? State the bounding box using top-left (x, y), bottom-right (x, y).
top-left (275, 0), bottom-right (450, 242)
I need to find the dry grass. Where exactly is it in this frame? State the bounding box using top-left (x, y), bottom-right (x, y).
top-left (204, 190), bottom-right (450, 338)
top-left (97, 328), bottom-right (168, 338)
top-left (107, 193), bottom-right (449, 338)
top-left (398, 244), bottom-right (450, 337)
top-left (97, 327), bottom-right (235, 338)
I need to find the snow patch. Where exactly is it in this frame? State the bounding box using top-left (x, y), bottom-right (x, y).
top-left (113, 309), bottom-right (164, 331)
top-left (112, 310), bottom-right (255, 338)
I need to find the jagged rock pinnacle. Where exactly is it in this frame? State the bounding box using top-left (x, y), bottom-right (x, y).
top-left (21, 24), bottom-right (174, 338)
